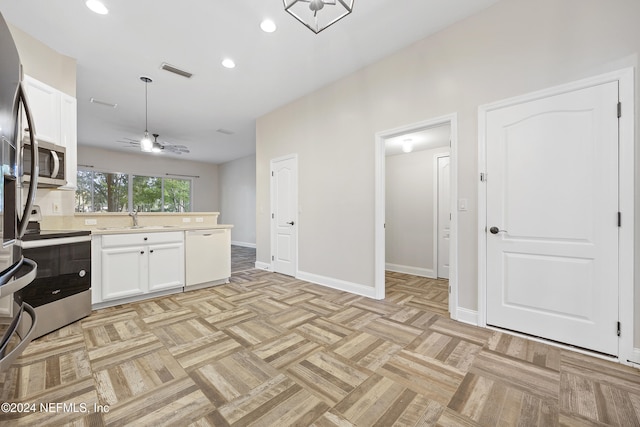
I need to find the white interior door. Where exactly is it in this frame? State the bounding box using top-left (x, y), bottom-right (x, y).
top-left (437, 155), bottom-right (450, 279)
top-left (271, 156), bottom-right (297, 276)
top-left (486, 81), bottom-right (619, 356)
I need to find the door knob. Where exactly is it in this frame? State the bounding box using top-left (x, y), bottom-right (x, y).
top-left (286, 221), bottom-right (295, 226)
top-left (489, 226), bottom-right (507, 234)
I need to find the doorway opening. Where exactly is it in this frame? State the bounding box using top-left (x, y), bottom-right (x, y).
top-left (375, 114), bottom-right (458, 319)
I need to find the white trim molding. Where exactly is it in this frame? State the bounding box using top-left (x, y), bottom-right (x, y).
top-left (297, 270), bottom-right (378, 299)
top-left (455, 308), bottom-right (479, 326)
top-left (254, 261), bottom-right (272, 271)
top-left (478, 67), bottom-right (635, 365)
top-left (375, 113), bottom-right (459, 311)
top-left (385, 263), bottom-right (434, 279)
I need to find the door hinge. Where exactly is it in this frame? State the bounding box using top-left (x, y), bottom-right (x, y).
top-left (448, 285), bottom-right (451, 294)
top-left (272, 255), bottom-right (274, 261)
top-left (618, 212), bottom-right (621, 227)
top-left (272, 213), bottom-right (274, 219)
top-left (617, 102), bottom-right (622, 118)
top-left (480, 173), bottom-right (486, 182)
top-left (617, 321), bottom-right (621, 337)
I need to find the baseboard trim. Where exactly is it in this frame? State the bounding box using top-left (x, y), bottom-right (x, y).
top-left (255, 261), bottom-right (271, 271)
top-left (296, 271), bottom-right (378, 299)
top-left (455, 307), bottom-right (479, 326)
top-left (231, 241), bottom-right (256, 249)
top-left (385, 263), bottom-right (435, 278)
top-left (628, 348), bottom-right (640, 366)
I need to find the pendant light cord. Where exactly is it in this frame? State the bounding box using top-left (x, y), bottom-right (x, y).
top-left (144, 78), bottom-right (148, 132)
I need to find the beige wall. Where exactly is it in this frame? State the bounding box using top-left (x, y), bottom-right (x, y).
top-left (8, 23), bottom-right (76, 97)
top-left (219, 155), bottom-right (256, 247)
top-left (386, 146), bottom-right (450, 275)
top-left (256, 0), bottom-right (640, 337)
top-left (78, 146), bottom-right (220, 212)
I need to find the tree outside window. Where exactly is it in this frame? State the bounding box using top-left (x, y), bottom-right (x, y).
top-left (75, 170), bottom-right (128, 212)
top-left (75, 169), bottom-right (192, 213)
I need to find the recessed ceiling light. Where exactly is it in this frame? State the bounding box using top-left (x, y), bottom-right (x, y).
top-left (221, 58), bottom-right (236, 69)
top-left (260, 19), bottom-right (277, 33)
top-left (86, 0), bottom-right (108, 15)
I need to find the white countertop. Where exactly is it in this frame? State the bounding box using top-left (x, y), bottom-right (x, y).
top-left (90, 224), bottom-right (233, 235)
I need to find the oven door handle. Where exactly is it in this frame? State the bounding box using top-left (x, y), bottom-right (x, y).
top-left (0, 302), bottom-right (37, 372)
top-left (0, 257), bottom-right (37, 298)
top-left (17, 82), bottom-right (38, 238)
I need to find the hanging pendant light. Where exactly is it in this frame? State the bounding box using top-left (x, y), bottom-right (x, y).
top-left (140, 76), bottom-right (153, 152)
top-left (284, 0), bottom-right (354, 34)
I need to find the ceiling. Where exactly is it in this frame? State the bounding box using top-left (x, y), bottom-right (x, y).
top-left (0, 0), bottom-right (499, 164)
top-left (385, 124), bottom-right (451, 157)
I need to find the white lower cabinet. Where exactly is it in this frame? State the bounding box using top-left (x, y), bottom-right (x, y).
top-left (101, 245), bottom-right (146, 300)
top-left (95, 231), bottom-right (185, 304)
top-left (148, 242), bottom-right (185, 292)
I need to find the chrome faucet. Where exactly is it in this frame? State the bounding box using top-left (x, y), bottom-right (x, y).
top-left (129, 210), bottom-right (139, 227)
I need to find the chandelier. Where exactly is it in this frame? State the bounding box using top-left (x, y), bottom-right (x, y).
top-left (284, 0), bottom-right (354, 34)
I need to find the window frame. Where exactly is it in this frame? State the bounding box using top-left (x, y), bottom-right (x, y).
top-left (76, 167), bottom-right (194, 213)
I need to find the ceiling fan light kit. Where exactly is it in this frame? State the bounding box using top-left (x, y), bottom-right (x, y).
top-left (284, 0), bottom-right (354, 34)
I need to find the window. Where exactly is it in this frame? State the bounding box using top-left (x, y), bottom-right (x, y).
top-left (76, 170), bottom-right (128, 212)
top-left (76, 170), bottom-right (192, 213)
top-left (163, 177), bottom-right (191, 212)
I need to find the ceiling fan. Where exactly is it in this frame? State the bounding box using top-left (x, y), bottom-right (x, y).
top-left (116, 133), bottom-right (190, 155)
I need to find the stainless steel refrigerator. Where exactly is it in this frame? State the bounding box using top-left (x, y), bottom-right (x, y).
top-left (0, 11), bottom-right (40, 372)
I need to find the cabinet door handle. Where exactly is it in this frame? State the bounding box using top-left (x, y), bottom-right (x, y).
top-left (150, 250), bottom-right (154, 253)
top-left (140, 251), bottom-right (145, 254)
top-left (144, 237), bottom-right (148, 241)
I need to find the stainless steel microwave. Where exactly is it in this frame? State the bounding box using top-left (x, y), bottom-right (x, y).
top-left (23, 139), bottom-right (66, 187)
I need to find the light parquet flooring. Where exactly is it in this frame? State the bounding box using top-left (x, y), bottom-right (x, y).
top-left (0, 253), bottom-right (639, 426)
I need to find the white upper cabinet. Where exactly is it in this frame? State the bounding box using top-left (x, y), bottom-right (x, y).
top-left (22, 75), bottom-right (78, 189)
top-left (22, 75), bottom-right (61, 144)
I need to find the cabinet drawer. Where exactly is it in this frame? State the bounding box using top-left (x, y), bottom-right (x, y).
top-left (102, 231), bottom-right (184, 248)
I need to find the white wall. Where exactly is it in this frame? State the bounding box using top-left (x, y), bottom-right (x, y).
top-left (77, 145), bottom-right (219, 212)
top-left (219, 154), bottom-right (256, 246)
top-left (256, 0), bottom-right (640, 344)
top-left (386, 147), bottom-right (449, 276)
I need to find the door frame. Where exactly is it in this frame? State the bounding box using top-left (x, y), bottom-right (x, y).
top-left (375, 113), bottom-right (458, 315)
top-left (478, 67), bottom-right (635, 363)
top-left (270, 153), bottom-right (299, 276)
top-left (434, 153), bottom-right (451, 279)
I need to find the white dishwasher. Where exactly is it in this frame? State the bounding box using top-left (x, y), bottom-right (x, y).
top-left (185, 228), bottom-right (231, 289)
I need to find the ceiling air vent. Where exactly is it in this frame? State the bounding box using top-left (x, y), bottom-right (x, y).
top-left (216, 128), bottom-right (234, 135)
top-left (90, 98), bottom-right (117, 108)
top-left (160, 62), bottom-right (193, 79)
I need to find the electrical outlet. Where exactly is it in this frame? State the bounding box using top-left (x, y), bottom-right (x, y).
top-left (182, 217), bottom-right (192, 223)
top-left (85, 219), bottom-right (97, 225)
top-left (195, 217), bottom-right (204, 223)
top-left (52, 202), bottom-right (60, 213)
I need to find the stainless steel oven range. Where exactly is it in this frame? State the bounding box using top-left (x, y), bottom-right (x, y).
top-left (15, 228), bottom-right (91, 339)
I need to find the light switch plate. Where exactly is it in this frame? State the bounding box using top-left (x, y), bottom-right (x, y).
top-left (458, 199), bottom-right (468, 211)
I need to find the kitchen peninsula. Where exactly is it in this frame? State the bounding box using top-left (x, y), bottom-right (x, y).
top-left (42, 212), bottom-right (233, 309)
